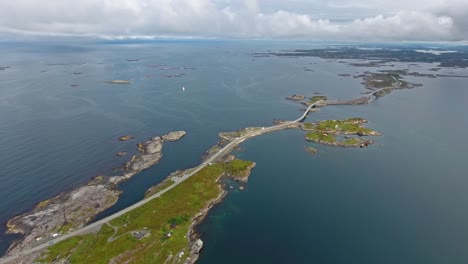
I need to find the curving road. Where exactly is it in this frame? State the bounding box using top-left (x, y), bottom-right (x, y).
top-left (0, 101), bottom-right (322, 264)
top-left (367, 76), bottom-right (402, 102)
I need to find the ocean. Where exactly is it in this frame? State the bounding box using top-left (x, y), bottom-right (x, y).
top-left (1, 40), bottom-right (467, 263)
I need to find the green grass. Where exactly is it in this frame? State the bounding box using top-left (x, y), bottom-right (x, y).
top-left (223, 159), bottom-right (253, 175)
top-left (308, 95), bottom-right (328, 104)
top-left (311, 119), bottom-right (375, 135)
top-left (144, 178), bottom-right (175, 198)
top-left (303, 118), bottom-right (379, 147)
top-left (305, 132), bottom-right (336, 143)
top-left (344, 117), bottom-right (366, 123)
top-left (302, 123), bottom-right (315, 130)
top-left (38, 159), bottom-right (255, 263)
top-left (343, 138), bottom-right (360, 145)
top-left (55, 221), bottom-right (74, 234)
top-left (36, 161), bottom-right (244, 263)
top-left (36, 236), bottom-right (83, 263)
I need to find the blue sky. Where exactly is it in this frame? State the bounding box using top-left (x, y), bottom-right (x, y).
top-left (0, 0), bottom-right (467, 41)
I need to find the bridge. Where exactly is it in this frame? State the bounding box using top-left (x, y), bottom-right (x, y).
top-left (0, 100), bottom-right (323, 264)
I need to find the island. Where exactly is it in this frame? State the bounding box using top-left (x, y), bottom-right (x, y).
top-left (119, 135), bottom-right (134, 141)
top-left (254, 46), bottom-right (468, 68)
top-left (302, 118), bottom-right (380, 147)
top-left (304, 146), bottom-right (318, 155)
top-left (285, 94), bottom-right (306, 101)
top-left (303, 95), bottom-right (328, 106)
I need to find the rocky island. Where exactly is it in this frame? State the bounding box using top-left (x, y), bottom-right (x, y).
top-left (285, 94), bottom-right (306, 101)
top-left (304, 146), bottom-right (318, 155)
top-left (302, 118), bottom-right (380, 148)
top-left (119, 135), bottom-right (134, 141)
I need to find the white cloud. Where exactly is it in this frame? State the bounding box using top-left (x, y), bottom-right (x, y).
top-left (0, 0), bottom-right (466, 41)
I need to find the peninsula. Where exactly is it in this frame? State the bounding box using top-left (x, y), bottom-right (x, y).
top-left (4, 131), bottom-right (186, 260)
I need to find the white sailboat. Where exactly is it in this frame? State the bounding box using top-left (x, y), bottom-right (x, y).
top-left (182, 86), bottom-right (185, 91)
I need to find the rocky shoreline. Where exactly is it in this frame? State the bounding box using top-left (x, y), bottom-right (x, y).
top-left (305, 136), bottom-right (374, 148)
top-left (185, 156), bottom-right (255, 263)
top-left (285, 94), bottom-right (306, 101)
top-left (5, 131), bottom-right (186, 256)
top-left (185, 182), bottom-right (228, 264)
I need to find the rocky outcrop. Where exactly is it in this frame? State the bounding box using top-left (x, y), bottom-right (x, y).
top-left (285, 94), bottom-right (305, 101)
top-left (115, 151), bottom-right (127, 157)
top-left (162, 131), bottom-right (186, 142)
top-left (225, 160), bottom-right (256, 183)
top-left (119, 135), bottom-right (134, 141)
top-left (6, 181), bottom-right (121, 255)
top-left (184, 239), bottom-right (203, 264)
top-left (305, 146), bottom-right (318, 155)
top-left (305, 136), bottom-right (374, 148)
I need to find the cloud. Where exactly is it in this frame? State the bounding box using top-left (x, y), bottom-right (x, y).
top-left (0, 0), bottom-right (466, 41)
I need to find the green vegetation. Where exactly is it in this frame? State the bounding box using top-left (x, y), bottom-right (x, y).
top-left (302, 122), bottom-right (315, 130)
top-left (308, 95), bottom-right (328, 105)
top-left (168, 215), bottom-right (190, 227)
top-left (37, 236), bottom-right (83, 263)
top-left (37, 159), bottom-right (254, 264)
top-left (303, 117), bottom-right (379, 148)
top-left (223, 159), bottom-right (253, 175)
top-left (144, 178), bottom-right (175, 198)
top-left (343, 138), bottom-right (360, 145)
top-left (312, 119), bottom-right (375, 135)
top-left (55, 221), bottom-right (74, 234)
top-left (364, 73), bottom-right (398, 88)
top-left (344, 117), bottom-right (366, 123)
top-left (305, 132), bottom-right (336, 144)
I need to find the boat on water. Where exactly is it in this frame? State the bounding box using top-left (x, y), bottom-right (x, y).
top-left (182, 86), bottom-right (185, 91)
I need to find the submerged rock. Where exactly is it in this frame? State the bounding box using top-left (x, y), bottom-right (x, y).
top-left (115, 151), bottom-right (127, 157)
top-left (304, 146), bottom-right (318, 155)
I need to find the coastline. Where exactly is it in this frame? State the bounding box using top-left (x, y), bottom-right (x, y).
top-left (4, 131), bottom-right (186, 256)
top-left (185, 183), bottom-right (228, 264)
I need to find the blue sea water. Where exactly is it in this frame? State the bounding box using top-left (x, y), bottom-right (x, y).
top-left (0, 40), bottom-right (468, 263)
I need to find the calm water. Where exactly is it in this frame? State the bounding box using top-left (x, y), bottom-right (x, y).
top-left (1, 41), bottom-right (468, 263)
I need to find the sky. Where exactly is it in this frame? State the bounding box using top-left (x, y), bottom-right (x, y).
top-left (0, 0), bottom-right (467, 41)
